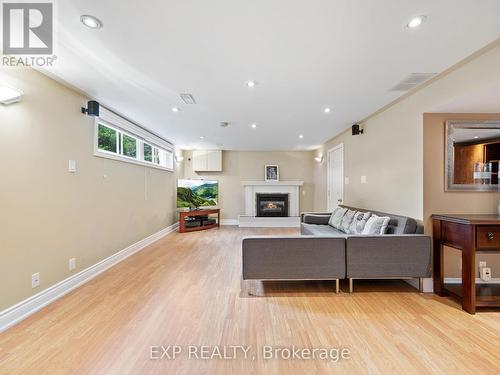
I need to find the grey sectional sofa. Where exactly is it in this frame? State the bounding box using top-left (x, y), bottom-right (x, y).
top-left (242, 206), bottom-right (431, 293)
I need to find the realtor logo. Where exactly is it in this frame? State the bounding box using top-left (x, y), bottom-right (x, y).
top-left (2, 2), bottom-right (53, 55)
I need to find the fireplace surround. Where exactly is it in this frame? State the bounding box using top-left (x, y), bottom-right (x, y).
top-left (256, 193), bottom-right (289, 217)
top-left (239, 180), bottom-right (304, 227)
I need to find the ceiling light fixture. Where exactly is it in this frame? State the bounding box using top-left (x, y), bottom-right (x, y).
top-left (0, 85), bottom-right (23, 104)
top-left (299, 134), bottom-right (304, 139)
top-left (247, 80), bottom-right (256, 88)
top-left (315, 156), bottom-right (323, 163)
top-left (324, 107), bottom-right (331, 113)
top-left (407, 15), bottom-right (426, 29)
top-left (251, 123), bottom-right (257, 129)
top-left (80, 15), bottom-right (103, 29)
top-left (199, 136), bottom-right (205, 140)
top-left (172, 107), bottom-right (180, 113)
top-left (474, 136), bottom-right (479, 139)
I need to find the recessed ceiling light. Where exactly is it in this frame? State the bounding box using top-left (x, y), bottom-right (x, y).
top-left (0, 85), bottom-right (23, 104)
top-left (324, 107), bottom-right (331, 113)
top-left (199, 136), bottom-right (205, 140)
top-left (407, 15), bottom-right (426, 29)
top-left (474, 136), bottom-right (479, 139)
top-left (80, 15), bottom-right (103, 29)
top-left (251, 123), bottom-right (257, 129)
top-left (247, 81), bottom-right (256, 88)
top-left (172, 107), bottom-right (180, 113)
top-left (299, 134), bottom-right (304, 139)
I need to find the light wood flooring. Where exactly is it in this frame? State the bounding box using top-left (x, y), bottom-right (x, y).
top-left (0, 227), bottom-right (499, 374)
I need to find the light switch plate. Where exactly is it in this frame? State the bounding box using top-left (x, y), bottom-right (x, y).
top-left (344, 177), bottom-right (350, 185)
top-left (361, 176), bottom-right (367, 184)
top-left (68, 160), bottom-right (76, 173)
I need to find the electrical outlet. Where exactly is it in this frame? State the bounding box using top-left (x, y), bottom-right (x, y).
top-left (69, 258), bottom-right (76, 271)
top-left (480, 267), bottom-right (492, 282)
top-left (31, 272), bottom-right (40, 288)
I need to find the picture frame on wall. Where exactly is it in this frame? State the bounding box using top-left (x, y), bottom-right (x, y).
top-left (265, 165), bottom-right (279, 181)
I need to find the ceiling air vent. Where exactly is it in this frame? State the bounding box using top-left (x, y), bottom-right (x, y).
top-left (390, 73), bottom-right (437, 91)
top-left (180, 93), bottom-right (196, 104)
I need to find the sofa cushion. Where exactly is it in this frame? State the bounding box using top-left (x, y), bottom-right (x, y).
top-left (300, 223), bottom-right (347, 237)
top-left (340, 209), bottom-right (356, 233)
top-left (341, 205), bottom-right (419, 234)
top-left (349, 211), bottom-right (372, 234)
top-left (328, 207), bottom-right (347, 229)
top-left (362, 214), bottom-right (391, 235)
top-left (302, 214), bottom-right (331, 225)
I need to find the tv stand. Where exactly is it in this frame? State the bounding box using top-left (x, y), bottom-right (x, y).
top-left (179, 208), bottom-right (220, 233)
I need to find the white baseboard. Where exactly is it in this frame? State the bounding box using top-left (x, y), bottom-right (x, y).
top-left (444, 277), bottom-right (500, 284)
top-left (405, 277), bottom-right (434, 293)
top-left (220, 219), bottom-right (239, 226)
top-left (0, 222), bottom-right (179, 333)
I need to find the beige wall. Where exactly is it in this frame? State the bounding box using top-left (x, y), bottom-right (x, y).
top-left (183, 150), bottom-right (315, 220)
top-left (0, 68), bottom-right (182, 311)
top-left (314, 41), bottom-right (500, 222)
top-left (424, 113), bottom-right (500, 277)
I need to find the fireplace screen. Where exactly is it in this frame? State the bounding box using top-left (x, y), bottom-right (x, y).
top-left (256, 193), bottom-right (289, 217)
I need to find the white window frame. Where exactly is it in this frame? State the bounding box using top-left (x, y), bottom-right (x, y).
top-left (94, 108), bottom-right (174, 171)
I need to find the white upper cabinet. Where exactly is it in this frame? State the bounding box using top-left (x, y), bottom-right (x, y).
top-left (192, 150), bottom-right (222, 171)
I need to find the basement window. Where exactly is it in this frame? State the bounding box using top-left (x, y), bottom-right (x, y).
top-left (94, 108), bottom-right (174, 171)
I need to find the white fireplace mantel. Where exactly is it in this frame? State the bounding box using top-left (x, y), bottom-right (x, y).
top-left (241, 180), bottom-right (304, 187)
top-left (239, 181), bottom-right (304, 227)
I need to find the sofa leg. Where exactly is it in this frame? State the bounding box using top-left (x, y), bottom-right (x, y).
top-left (418, 277), bottom-right (424, 293)
top-left (349, 278), bottom-right (353, 293)
top-left (335, 279), bottom-right (339, 293)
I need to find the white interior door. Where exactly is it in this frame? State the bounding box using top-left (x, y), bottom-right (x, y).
top-left (327, 144), bottom-right (344, 211)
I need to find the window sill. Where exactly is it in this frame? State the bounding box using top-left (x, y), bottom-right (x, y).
top-left (93, 150), bottom-right (174, 172)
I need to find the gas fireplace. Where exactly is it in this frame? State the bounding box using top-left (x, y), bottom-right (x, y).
top-left (256, 193), bottom-right (289, 217)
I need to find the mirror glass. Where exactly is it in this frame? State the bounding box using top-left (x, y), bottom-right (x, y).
top-left (446, 121), bottom-right (500, 191)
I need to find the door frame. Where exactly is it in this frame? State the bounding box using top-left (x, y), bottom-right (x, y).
top-left (327, 143), bottom-right (344, 212)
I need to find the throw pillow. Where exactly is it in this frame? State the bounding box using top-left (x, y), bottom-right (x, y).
top-left (349, 211), bottom-right (372, 234)
top-left (362, 214), bottom-right (391, 235)
top-left (328, 207), bottom-right (347, 229)
top-left (340, 209), bottom-right (356, 233)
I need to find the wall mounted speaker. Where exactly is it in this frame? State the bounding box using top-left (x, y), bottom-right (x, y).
top-left (352, 124), bottom-right (363, 135)
top-left (81, 100), bottom-right (100, 116)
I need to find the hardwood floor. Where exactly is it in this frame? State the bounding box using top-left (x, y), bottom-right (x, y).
top-left (1, 227), bottom-right (499, 374)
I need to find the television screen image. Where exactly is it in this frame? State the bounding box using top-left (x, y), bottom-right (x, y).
top-left (177, 179), bottom-right (218, 208)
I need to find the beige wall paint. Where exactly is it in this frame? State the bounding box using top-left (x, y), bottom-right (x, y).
top-left (314, 41), bottom-right (500, 221)
top-left (0, 68), bottom-right (182, 311)
top-left (183, 150), bottom-right (315, 220)
top-left (424, 113), bottom-right (500, 277)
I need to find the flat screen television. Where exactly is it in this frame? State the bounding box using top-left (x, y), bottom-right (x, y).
top-left (177, 179), bottom-right (218, 209)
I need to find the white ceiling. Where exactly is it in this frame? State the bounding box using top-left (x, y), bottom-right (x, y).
top-left (39, 0), bottom-right (500, 150)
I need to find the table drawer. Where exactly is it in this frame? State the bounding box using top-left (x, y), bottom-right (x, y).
top-left (476, 226), bottom-right (500, 250)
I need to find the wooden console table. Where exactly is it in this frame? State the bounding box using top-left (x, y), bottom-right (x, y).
top-left (179, 208), bottom-right (220, 233)
top-left (432, 214), bottom-right (500, 314)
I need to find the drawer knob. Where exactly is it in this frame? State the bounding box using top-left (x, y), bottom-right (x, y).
top-left (487, 232), bottom-right (495, 240)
